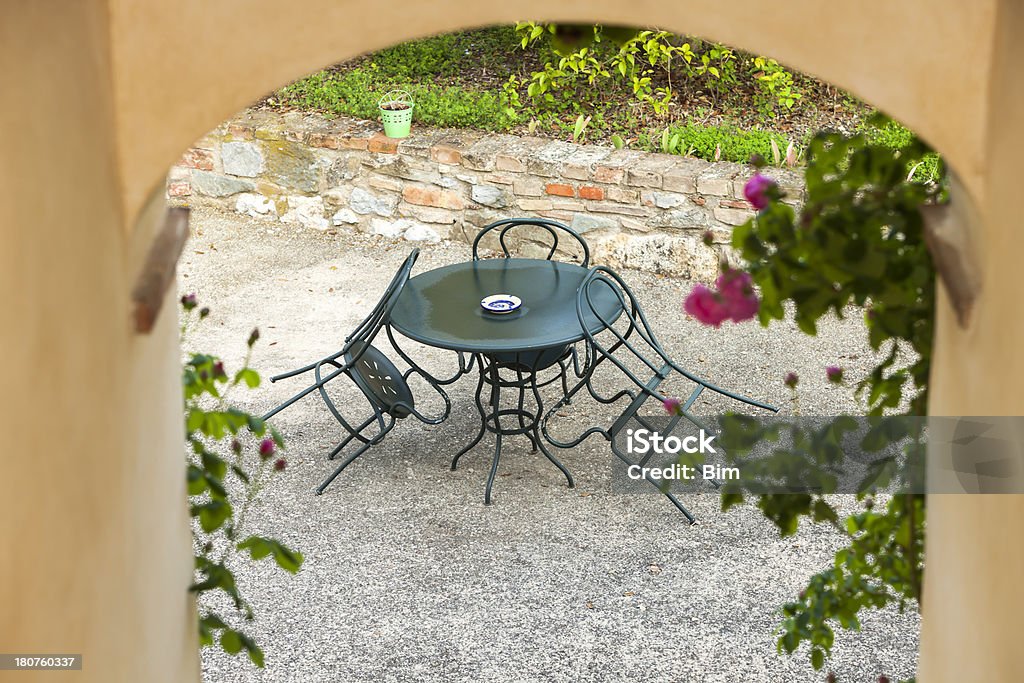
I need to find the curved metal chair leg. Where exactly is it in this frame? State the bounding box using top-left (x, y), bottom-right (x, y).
top-left (534, 432), bottom-right (575, 489)
top-left (316, 420), bottom-right (395, 495)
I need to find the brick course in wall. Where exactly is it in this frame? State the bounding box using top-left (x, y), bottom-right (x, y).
top-left (167, 110), bottom-right (807, 279)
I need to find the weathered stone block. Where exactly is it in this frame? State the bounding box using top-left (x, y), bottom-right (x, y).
top-left (368, 176), bottom-right (404, 193)
top-left (349, 187), bottom-right (398, 216)
top-left (593, 233), bottom-right (717, 279)
top-left (561, 146), bottom-right (612, 180)
top-left (619, 217), bottom-right (651, 233)
top-left (180, 148), bottom-right (214, 171)
top-left (191, 171), bottom-right (254, 197)
top-left (593, 150), bottom-right (643, 184)
top-left (625, 155), bottom-right (677, 189)
top-left (495, 154), bottom-right (527, 172)
top-left (652, 206), bottom-right (712, 230)
top-left (430, 144), bottom-right (463, 165)
top-left (264, 140), bottom-right (322, 193)
top-left (226, 123), bottom-right (254, 140)
top-left (235, 193), bottom-right (275, 217)
top-left (331, 208), bottom-right (361, 225)
top-left (367, 134), bottom-right (400, 154)
top-left (222, 142), bottom-right (263, 177)
top-left (306, 133), bottom-right (340, 149)
top-left (403, 185), bottom-right (465, 210)
top-left (662, 157), bottom-right (707, 194)
top-left (462, 135), bottom-right (505, 171)
top-left (587, 202), bottom-right (651, 217)
top-left (528, 140), bottom-right (577, 177)
top-left (551, 198), bottom-right (585, 212)
top-left (471, 184), bottom-right (507, 208)
top-left (167, 180), bottom-right (191, 197)
top-left (399, 204), bottom-right (458, 224)
top-left (513, 178), bottom-right (545, 197)
top-left (280, 195), bottom-right (328, 230)
top-left (713, 206), bottom-right (754, 226)
top-left (516, 198), bottom-right (554, 211)
top-left (640, 191), bottom-right (687, 209)
top-left (578, 186), bottom-right (604, 201)
top-left (570, 213), bottom-right (618, 234)
top-left (404, 222), bottom-right (444, 243)
top-left (606, 187), bottom-right (639, 203)
top-left (696, 166), bottom-right (737, 196)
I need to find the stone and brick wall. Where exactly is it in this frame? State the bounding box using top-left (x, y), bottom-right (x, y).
top-left (168, 110), bottom-right (805, 279)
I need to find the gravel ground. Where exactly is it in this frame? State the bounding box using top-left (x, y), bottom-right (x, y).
top-left (180, 205), bottom-right (919, 683)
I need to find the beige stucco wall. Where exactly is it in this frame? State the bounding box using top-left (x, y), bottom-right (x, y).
top-left (1, 0), bottom-right (1021, 681)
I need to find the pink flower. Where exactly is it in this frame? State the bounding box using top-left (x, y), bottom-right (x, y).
top-left (826, 366), bottom-right (844, 384)
top-left (663, 397), bottom-right (682, 415)
top-left (784, 372), bottom-right (799, 389)
top-left (684, 284), bottom-right (729, 327)
top-left (273, 458), bottom-right (287, 472)
top-left (258, 438), bottom-right (275, 459)
top-left (716, 269), bottom-right (759, 322)
top-left (743, 173), bottom-right (777, 211)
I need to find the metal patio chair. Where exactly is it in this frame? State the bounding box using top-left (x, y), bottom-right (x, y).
top-left (260, 248), bottom-right (455, 495)
top-left (472, 217), bottom-right (593, 396)
top-left (541, 266), bottom-right (779, 523)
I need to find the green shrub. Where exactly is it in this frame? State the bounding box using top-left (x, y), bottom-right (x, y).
top-left (648, 123), bottom-right (791, 165)
top-left (275, 68), bottom-right (513, 130)
top-left (370, 33), bottom-right (461, 80)
top-left (864, 119), bottom-right (941, 182)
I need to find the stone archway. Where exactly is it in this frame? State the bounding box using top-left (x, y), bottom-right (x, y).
top-left (2, 2), bottom-right (1022, 681)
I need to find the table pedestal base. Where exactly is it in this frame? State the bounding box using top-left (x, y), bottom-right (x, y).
top-left (452, 353), bottom-right (574, 505)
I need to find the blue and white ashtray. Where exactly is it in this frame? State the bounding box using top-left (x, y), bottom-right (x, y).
top-left (480, 294), bottom-right (522, 314)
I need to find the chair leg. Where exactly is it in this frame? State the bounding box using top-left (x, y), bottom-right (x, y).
top-left (534, 433), bottom-right (575, 489)
top-left (327, 414), bottom-right (379, 460)
top-left (316, 420), bottom-right (395, 495)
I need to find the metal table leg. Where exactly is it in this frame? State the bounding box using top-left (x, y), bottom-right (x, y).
top-left (452, 353), bottom-right (574, 505)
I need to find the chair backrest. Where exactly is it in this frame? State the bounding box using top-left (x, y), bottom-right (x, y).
top-left (576, 265), bottom-right (778, 414)
top-left (472, 218), bottom-right (590, 267)
top-left (342, 248), bottom-right (419, 366)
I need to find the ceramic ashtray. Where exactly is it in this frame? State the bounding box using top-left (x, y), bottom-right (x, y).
top-left (480, 294), bottom-right (522, 314)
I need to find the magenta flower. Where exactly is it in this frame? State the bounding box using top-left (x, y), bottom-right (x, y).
top-left (684, 284), bottom-right (729, 327)
top-left (716, 269), bottom-right (759, 322)
top-left (181, 293), bottom-right (198, 311)
top-left (213, 361), bottom-right (227, 380)
top-left (273, 458), bottom-right (287, 471)
top-left (784, 372), bottom-right (799, 389)
top-left (702, 230), bottom-right (714, 246)
top-left (663, 397), bottom-right (682, 415)
top-left (258, 438), bottom-right (275, 459)
top-left (743, 173), bottom-right (777, 211)
top-left (826, 366), bottom-right (844, 384)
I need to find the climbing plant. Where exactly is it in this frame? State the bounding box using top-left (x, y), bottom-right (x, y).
top-left (674, 116), bottom-right (943, 681)
top-left (181, 295), bottom-right (304, 668)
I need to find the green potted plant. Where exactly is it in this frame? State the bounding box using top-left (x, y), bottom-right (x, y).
top-left (378, 89), bottom-right (414, 139)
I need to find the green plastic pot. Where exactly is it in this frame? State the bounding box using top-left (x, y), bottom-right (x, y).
top-left (379, 90), bottom-right (414, 139)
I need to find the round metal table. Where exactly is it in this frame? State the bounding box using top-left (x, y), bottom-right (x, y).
top-left (389, 258), bottom-right (622, 504)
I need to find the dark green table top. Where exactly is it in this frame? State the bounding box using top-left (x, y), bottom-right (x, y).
top-left (389, 258), bottom-right (621, 354)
